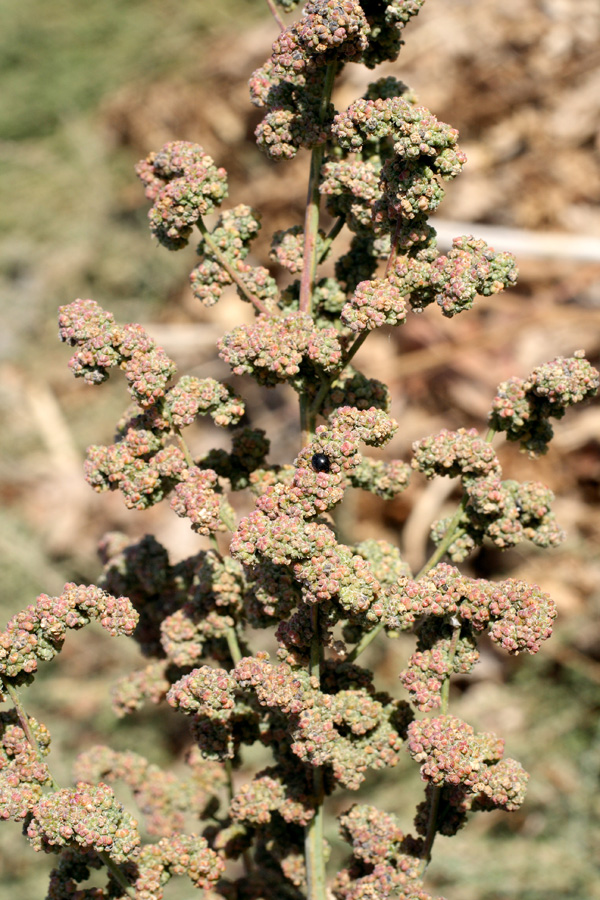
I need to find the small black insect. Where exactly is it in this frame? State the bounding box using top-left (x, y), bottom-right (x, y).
top-left (311, 452), bottom-right (331, 473)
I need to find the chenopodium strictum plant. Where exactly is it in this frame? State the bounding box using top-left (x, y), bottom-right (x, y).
top-left (1, 1), bottom-right (598, 898)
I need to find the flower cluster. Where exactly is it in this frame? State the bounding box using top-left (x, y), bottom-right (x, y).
top-left (341, 278), bottom-right (408, 332)
top-left (26, 781), bottom-right (141, 862)
top-left (489, 351), bottom-right (600, 455)
top-left (411, 427), bottom-right (567, 558)
top-left (169, 466), bottom-right (233, 535)
top-left (60, 299), bottom-right (246, 512)
top-left (59, 298), bottom-right (176, 398)
top-left (390, 237), bottom-right (518, 317)
top-left (385, 563), bottom-right (556, 710)
top-left (333, 804), bottom-right (440, 900)
top-left (0, 712), bottom-right (52, 821)
top-left (0, 583), bottom-right (138, 685)
top-left (407, 714), bottom-right (528, 808)
top-left (73, 745), bottom-right (224, 837)
top-left (169, 653), bottom-right (412, 789)
top-left (218, 310), bottom-right (342, 388)
top-left (135, 140), bottom-right (228, 249)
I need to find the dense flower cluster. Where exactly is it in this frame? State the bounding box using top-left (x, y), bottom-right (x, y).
top-left (333, 804), bottom-right (441, 900)
top-left (60, 299), bottom-right (247, 512)
top-left (135, 140), bottom-right (228, 249)
top-left (412, 428), bottom-right (500, 481)
top-left (385, 563), bottom-right (556, 710)
top-left (218, 311), bottom-right (342, 388)
top-left (0, 583), bottom-right (138, 684)
top-left (169, 654), bottom-right (412, 789)
top-left (341, 278), bottom-right (408, 332)
top-left (165, 375), bottom-right (245, 427)
top-left (0, 712), bottom-right (52, 821)
top-left (169, 466), bottom-right (233, 535)
top-left (73, 745), bottom-right (224, 837)
top-left (407, 714), bottom-right (528, 813)
top-left (489, 351), bottom-right (600, 455)
top-left (250, 0), bottom-right (424, 161)
top-left (59, 298), bottom-right (176, 399)
top-left (26, 782), bottom-right (141, 862)
top-left (412, 423), bottom-right (573, 558)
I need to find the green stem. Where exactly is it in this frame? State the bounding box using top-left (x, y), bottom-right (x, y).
top-left (2, 678), bottom-right (137, 899)
top-left (174, 427), bottom-right (195, 468)
top-left (304, 605), bottom-right (327, 900)
top-left (299, 63), bottom-right (337, 315)
top-left (225, 626), bottom-right (243, 665)
top-left (197, 219), bottom-right (273, 316)
top-left (264, 0), bottom-right (285, 30)
top-left (318, 215), bottom-right (345, 264)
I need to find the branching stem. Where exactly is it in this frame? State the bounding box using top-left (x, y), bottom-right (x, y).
top-left (264, 0), bottom-right (286, 31)
top-left (197, 219), bottom-right (274, 316)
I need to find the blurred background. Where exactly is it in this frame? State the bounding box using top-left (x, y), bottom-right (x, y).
top-left (1, 0), bottom-right (599, 897)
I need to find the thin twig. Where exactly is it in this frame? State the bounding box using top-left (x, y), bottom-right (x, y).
top-left (197, 219), bottom-right (274, 316)
top-left (264, 0), bottom-right (286, 31)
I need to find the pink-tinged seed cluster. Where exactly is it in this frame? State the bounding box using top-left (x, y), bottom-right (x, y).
top-left (135, 141), bottom-right (228, 249)
top-left (412, 427), bottom-right (500, 480)
top-left (412, 427), bottom-right (567, 558)
top-left (111, 661), bottom-right (171, 718)
top-left (169, 466), bottom-right (231, 536)
top-left (0, 712), bottom-right (52, 821)
top-left (26, 781), bottom-right (141, 863)
top-left (73, 745), bottom-right (224, 838)
top-left (341, 278), bottom-right (408, 332)
top-left (218, 311), bottom-right (342, 388)
top-left (333, 803), bottom-right (443, 900)
top-left (385, 563), bottom-right (555, 710)
top-left (169, 654), bottom-right (411, 790)
top-left (349, 457), bottom-right (411, 499)
top-left (165, 375), bottom-right (245, 427)
top-left (0, 583), bottom-right (138, 681)
top-left (230, 766), bottom-right (317, 827)
top-left (489, 351), bottom-right (599, 455)
top-left (270, 224), bottom-right (327, 273)
top-left (407, 715), bottom-right (504, 787)
top-left (85, 436), bottom-right (187, 511)
top-left (59, 298), bottom-right (176, 402)
top-left (132, 832), bottom-right (225, 897)
top-left (250, 0), bottom-right (424, 162)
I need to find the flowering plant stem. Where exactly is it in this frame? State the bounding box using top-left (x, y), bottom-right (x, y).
top-left (1, 3), bottom-right (598, 898)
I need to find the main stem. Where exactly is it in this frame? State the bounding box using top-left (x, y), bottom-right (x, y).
top-left (304, 604), bottom-right (326, 900)
top-left (299, 62), bottom-right (337, 316)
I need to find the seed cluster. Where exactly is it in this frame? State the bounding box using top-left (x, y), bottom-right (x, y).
top-left (0, 584), bottom-right (138, 684)
top-left (135, 140), bottom-right (228, 249)
top-left (0, 712), bottom-right (52, 821)
top-left (412, 428), bottom-right (566, 559)
top-left (489, 351), bottom-right (600, 455)
top-left (386, 563), bottom-right (556, 710)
